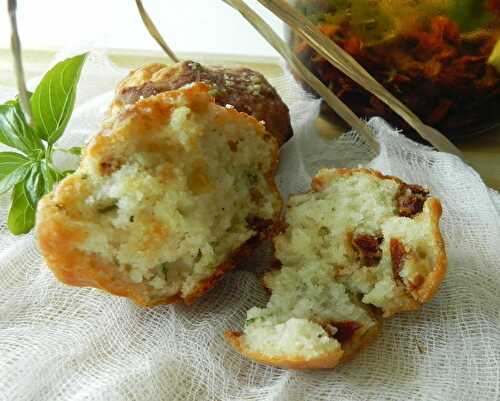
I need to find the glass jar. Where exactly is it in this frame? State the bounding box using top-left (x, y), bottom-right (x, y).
top-left (287, 0), bottom-right (500, 140)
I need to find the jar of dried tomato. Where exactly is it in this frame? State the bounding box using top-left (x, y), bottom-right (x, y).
top-left (287, 0), bottom-right (500, 140)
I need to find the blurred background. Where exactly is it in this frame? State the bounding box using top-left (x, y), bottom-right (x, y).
top-left (0, 0), bottom-right (283, 57)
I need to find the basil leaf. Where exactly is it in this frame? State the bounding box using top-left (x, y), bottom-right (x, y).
top-left (0, 99), bottom-right (44, 156)
top-left (31, 53), bottom-right (88, 144)
top-left (23, 162), bottom-right (46, 208)
top-left (8, 181), bottom-right (36, 235)
top-left (0, 152), bottom-right (31, 194)
top-left (7, 161), bottom-right (66, 235)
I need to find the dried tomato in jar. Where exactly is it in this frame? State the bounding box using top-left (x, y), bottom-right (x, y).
top-left (287, 0), bottom-right (500, 141)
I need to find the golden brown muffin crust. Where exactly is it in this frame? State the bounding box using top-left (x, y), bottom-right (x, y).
top-left (111, 61), bottom-right (293, 146)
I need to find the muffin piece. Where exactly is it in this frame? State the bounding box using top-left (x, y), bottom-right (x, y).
top-left (36, 83), bottom-right (282, 307)
top-left (227, 168), bottom-right (447, 369)
top-left (110, 61), bottom-right (293, 146)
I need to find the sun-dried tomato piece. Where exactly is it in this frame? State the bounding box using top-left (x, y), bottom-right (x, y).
top-left (409, 274), bottom-right (425, 290)
top-left (431, 16), bottom-right (460, 44)
top-left (99, 159), bottom-right (122, 176)
top-left (397, 184), bottom-right (429, 217)
top-left (292, 11), bottom-right (500, 141)
top-left (390, 238), bottom-right (406, 280)
top-left (489, 0), bottom-right (500, 12)
top-left (319, 24), bottom-right (338, 38)
top-left (227, 140), bottom-right (239, 152)
top-left (343, 37), bottom-right (363, 56)
top-left (352, 234), bottom-right (383, 267)
top-left (428, 99), bottom-right (454, 124)
top-left (322, 321), bottom-right (361, 344)
top-left (246, 217), bottom-right (271, 232)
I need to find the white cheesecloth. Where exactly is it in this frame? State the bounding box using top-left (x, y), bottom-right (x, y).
top-left (0, 51), bottom-right (499, 401)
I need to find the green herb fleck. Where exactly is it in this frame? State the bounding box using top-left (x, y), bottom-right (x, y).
top-left (160, 263), bottom-right (169, 275)
top-left (246, 171), bottom-right (259, 185)
top-left (245, 316), bottom-right (264, 325)
top-left (319, 226), bottom-right (330, 236)
top-left (97, 203), bottom-right (118, 213)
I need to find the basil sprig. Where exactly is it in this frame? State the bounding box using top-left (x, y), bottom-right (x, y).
top-left (0, 53), bottom-right (87, 235)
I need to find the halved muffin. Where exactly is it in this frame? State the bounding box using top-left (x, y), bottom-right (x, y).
top-left (36, 83), bottom-right (282, 306)
top-left (227, 168), bottom-right (447, 369)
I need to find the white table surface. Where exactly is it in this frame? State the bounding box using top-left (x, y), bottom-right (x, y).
top-left (0, 0), bottom-right (283, 57)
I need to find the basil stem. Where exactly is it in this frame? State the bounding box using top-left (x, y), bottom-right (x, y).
top-left (7, 0), bottom-right (32, 126)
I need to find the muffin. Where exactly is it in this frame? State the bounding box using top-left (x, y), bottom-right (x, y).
top-left (36, 83), bottom-right (282, 307)
top-left (227, 168), bottom-right (447, 369)
top-left (110, 61), bottom-right (293, 146)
